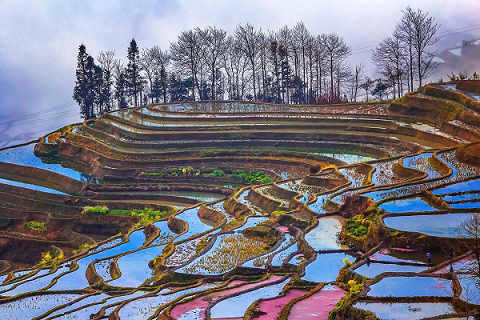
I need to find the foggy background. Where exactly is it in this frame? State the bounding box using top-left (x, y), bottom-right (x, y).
top-left (0, 0), bottom-right (479, 148)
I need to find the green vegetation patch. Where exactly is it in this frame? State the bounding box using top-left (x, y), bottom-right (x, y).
top-left (73, 243), bottom-right (92, 255)
top-left (83, 206), bottom-right (168, 225)
top-left (345, 216), bottom-right (369, 238)
top-left (83, 206), bottom-right (109, 215)
top-left (223, 211), bottom-right (251, 231)
top-left (23, 221), bottom-right (46, 232)
top-left (344, 208), bottom-right (380, 238)
top-left (231, 171), bottom-right (274, 184)
top-left (195, 235), bottom-right (212, 255)
top-left (38, 247), bottom-right (64, 268)
top-left (207, 169), bottom-right (225, 177)
top-left (145, 168), bottom-right (273, 184)
top-left (146, 172), bottom-right (168, 178)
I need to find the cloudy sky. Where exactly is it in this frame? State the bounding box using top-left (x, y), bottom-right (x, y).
top-left (0, 0), bottom-right (479, 147)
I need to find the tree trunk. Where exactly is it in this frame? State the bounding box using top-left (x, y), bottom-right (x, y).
top-left (330, 56), bottom-right (334, 98)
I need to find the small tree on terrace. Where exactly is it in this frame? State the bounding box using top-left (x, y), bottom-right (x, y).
top-left (360, 77), bottom-right (375, 102)
top-left (371, 79), bottom-right (388, 101)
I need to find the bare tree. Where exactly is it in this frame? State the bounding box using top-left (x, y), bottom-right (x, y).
top-left (395, 8), bottom-right (415, 92)
top-left (170, 29), bottom-right (204, 100)
top-left (293, 22), bottom-right (311, 100)
top-left (140, 47), bottom-right (160, 104)
top-left (457, 213), bottom-right (480, 271)
top-left (97, 50), bottom-right (116, 112)
top-left (258, 31), bottom-right (269, 101)
top-left (395, 6), bottom-right (440, 89)
top-left (151, 48), bottom-right (170, 103)
top-left (268, 32), bottom-right (281, 102)
top-left (277, 25), bottom-right (293, 103)
top-left (198, 26), bottom-right (228, 100)
top-left (321, 33), bottom-right (351, 98)
top-left (411, 7), bottom-right (440, 87)
top-left (223, 36), bottom-right (249, 100)
top-left (351, 63), bottom-right (365, 102)
top-left (235, 23), bottom-right (262, 100)
top-left (77, 21), bottom-right (363, 108)
top-left (314, 35), bottom-right (326, 100)
top-left (372, 36), bottom-right (405, 99)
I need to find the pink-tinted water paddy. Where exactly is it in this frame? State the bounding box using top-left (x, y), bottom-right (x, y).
top-left (226, 280), bottom-right (246, 287)
top-left (255, 289), bottom-right (306, 320)
top-left (170, 276), bottom-right (282, 320)
top-left (288, 285), bottom-right (346, 319)
top-left (277, 226), bottom-right (289, 233)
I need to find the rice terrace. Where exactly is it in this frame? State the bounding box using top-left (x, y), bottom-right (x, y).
top-left (1, 3), bottom-right (480, 320)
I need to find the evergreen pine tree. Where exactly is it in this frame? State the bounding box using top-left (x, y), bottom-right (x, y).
top-left (151, 74), bottom-right (163, 103)
top-left (115, 69), bottom-right (128, 109)
top-left (159, 65), bottom-right (168, 102)
top-left (126, 39), bottom-right (141, 106)
top-left (169, 74), bottom-right (190, 101)
top-left (84, 55), bottom-right (97, 119)
top-left (100, 67), bottom-right (112, 113)
top-left (93, 64), bottom-right (104, 116)
top-left (73, 44), bottom-right (90, 119)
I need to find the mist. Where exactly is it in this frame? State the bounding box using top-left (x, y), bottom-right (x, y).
top-left (0, 0), bottom-right (479, 148)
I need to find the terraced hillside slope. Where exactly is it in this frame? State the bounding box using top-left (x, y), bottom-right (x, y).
top-left (1, 81), bottom-right (480, 319)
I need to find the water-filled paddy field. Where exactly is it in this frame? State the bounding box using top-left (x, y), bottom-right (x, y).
top-left (367, 276), bottom-right (453, 297)
top-left (383, 213), bottom-right (474, 237)
top-left (2, 88), bottom-right (480, 318)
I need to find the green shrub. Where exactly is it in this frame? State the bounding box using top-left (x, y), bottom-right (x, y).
top-left (130, 208), bottom-right (168, 225)
top-left (211, 169), bottom-right (225, 177)
top-left (24, 221), bottom-right (46, 231)
top-left (347, 279), bottom-right (363, 294)
top-left (102, 208), bottom-right (168, 224)
top-left (83, 206), bottom-right (109, 215)
top-left (345, 215), bottom-right (369, 238)
top-left (146, 172), bottom-right (168, 178)
top-left (38, 248), bottom-right (63, 267)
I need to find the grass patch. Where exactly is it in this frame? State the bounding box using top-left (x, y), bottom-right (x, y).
top-left (223, 212), bottom-right (251, 231)
top-left (195, 235), bottom-right (211, 255)
top-left (207, 169), bottom-right (225, 177)
top-left (73, 243), bottom-right (92, 255)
